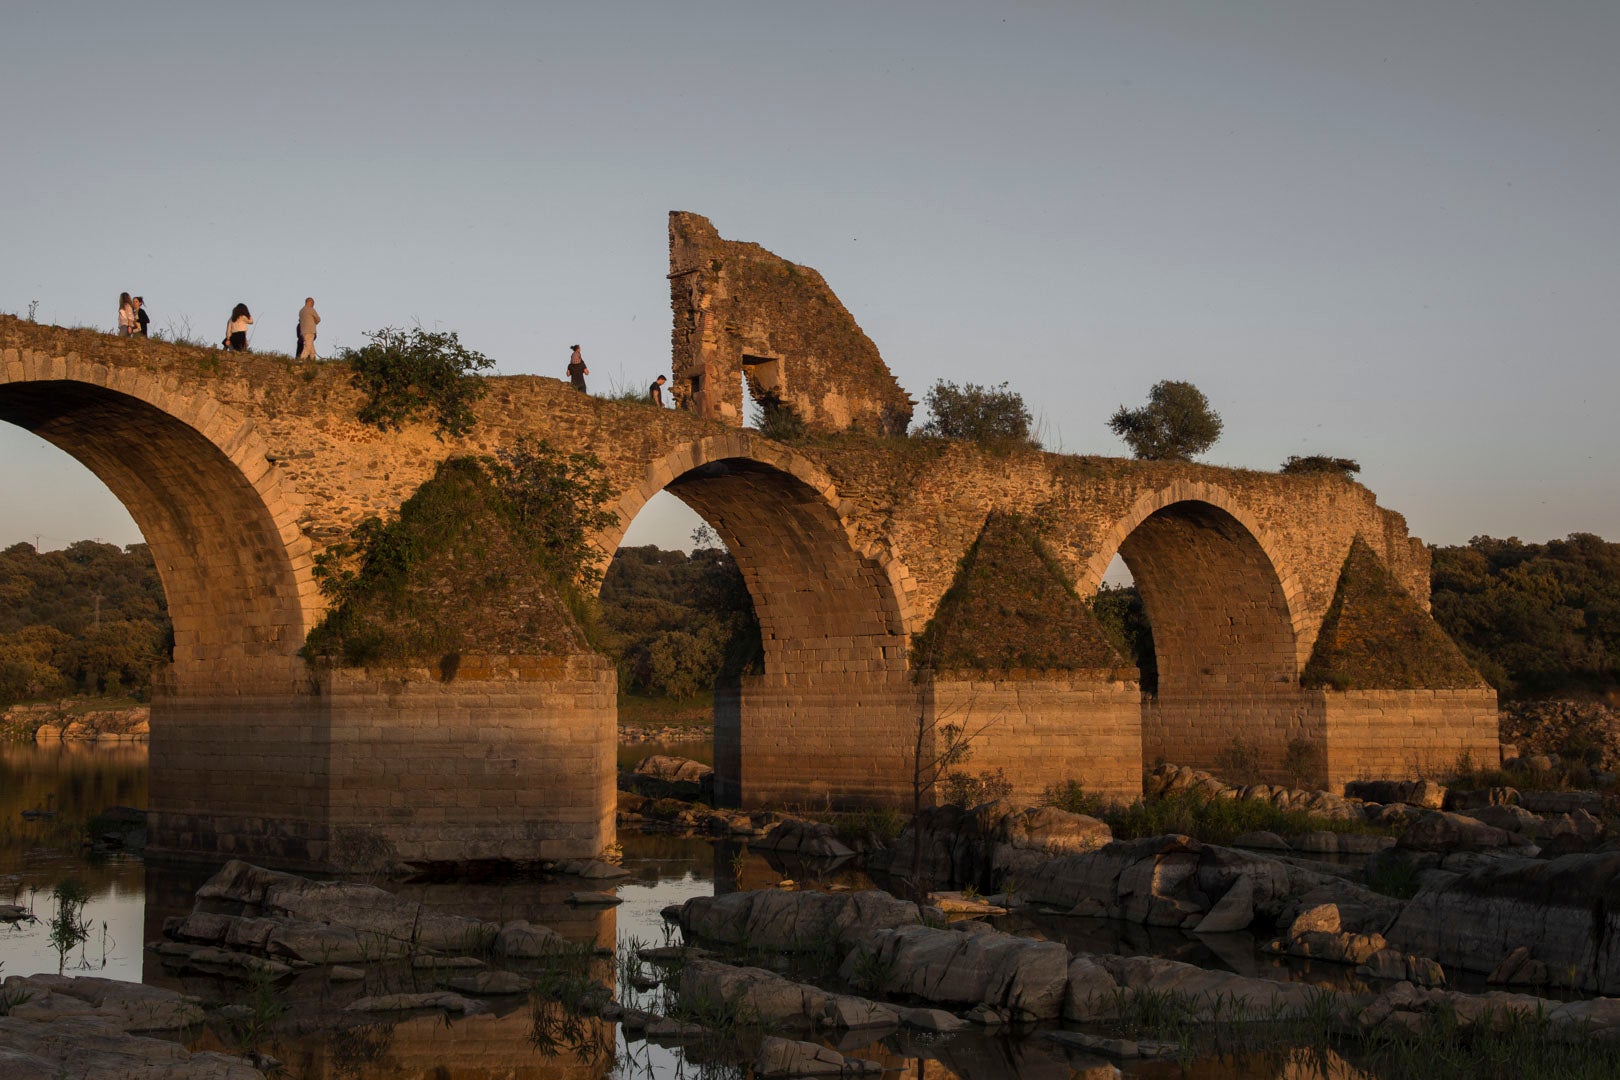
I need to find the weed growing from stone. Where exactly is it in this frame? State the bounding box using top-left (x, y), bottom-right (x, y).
top-left (47, 879), bottom-right (91, 973)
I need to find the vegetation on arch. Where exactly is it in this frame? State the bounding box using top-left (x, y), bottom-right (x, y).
top-left (911, 512), bottom-right (1128, 674)
top-left (917, 380), bottom-right (1037, 447)
top-left (342, 326), bottom-right (494, 439)
top-left (1108, 380), bottom-right (1222, 461)
top-left (304, 438), bottom-right (616, 666)
top-left (1281, 455), bottom-right (1361, 478)
top-left (1303, 538), bottom-right (1486, 692)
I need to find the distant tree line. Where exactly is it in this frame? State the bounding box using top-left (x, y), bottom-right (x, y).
top-left (3, 528), bottom-right (1613, 710)
top-left (1430, 533), bottom-right (1619, 700)
top-left (0, 541), bottom-right (171, 708)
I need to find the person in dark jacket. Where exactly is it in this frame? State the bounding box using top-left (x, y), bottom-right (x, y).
top-left (566, 345), bottom-right (588, 392)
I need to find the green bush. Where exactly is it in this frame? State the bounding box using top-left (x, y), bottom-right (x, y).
top-left (1041, 780), bottom-right (1106, 817)
top-left (938, 768), bottom-right (1014, 808)
top-left (343, 326), bottom-right (493, 439)
top-left (1281, 454), bottom-right (1361, 477)
top-left (917, 381), bottom-right (1035, 446)
top-left (1107, 380), bottom-right (1222, 461)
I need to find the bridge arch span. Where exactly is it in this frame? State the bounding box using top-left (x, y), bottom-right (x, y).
top-left (602, 431), bottom-right (920, 806)
top-left (0, 354), bottom-right (316, 690)
top-left (1081, 480), bottom-right (1313, 778)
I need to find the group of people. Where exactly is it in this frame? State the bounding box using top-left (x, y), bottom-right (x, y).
top-left (115, 295), bottom-right (320, 358)
top-left (564, 345), bottom-right (670, 407)
top-left (115, 293), bottom-right (149, 338)
top-left (116, 302), bottom-right (664, 403)
top-left (223, 298), bottom-right (320, 356)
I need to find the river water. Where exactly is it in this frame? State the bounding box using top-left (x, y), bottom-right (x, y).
top-left (0, 739), bottom-right (1379, 1078)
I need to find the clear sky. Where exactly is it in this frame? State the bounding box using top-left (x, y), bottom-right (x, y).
top-left (2, 1), bottom-right (1616, 555)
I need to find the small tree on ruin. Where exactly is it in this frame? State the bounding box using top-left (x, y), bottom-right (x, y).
top-left (1107, 380), bottom-right (1223, 461)
top-left (919, 381), bottom-right (1036, 446)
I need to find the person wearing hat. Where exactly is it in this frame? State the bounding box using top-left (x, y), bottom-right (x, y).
top-left (566, 345), bottom-right (588, 392)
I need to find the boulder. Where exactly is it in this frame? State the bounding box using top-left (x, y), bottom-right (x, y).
top-left (0, 975), bottom-right (207, 1032)
top-left (754, 819), bottom-right (855, 859)
top-left (494, 920), bottom-right (569, 958)
top-left (1386, 851), bottom-right (1620, 992)
top-left (677, 889), bottom-right (920, 953)
top-left (870, 800), bottom-right (1112, 891)
top-left (1286, 903), bottom-right (1341, 940)
top-left (1396, 811), bottom-right (1523, 853)
top-left (447, 971), bottom-right (533, 995)
top-left (680, 958), bottom-right (830, 1025)
top-left (1518, 790), bottom-right (1604, 815)
top-left (1345, 779), bottom-right (1447, 810)
top-left (0, 1015), bottom-right (264, 1079)
top-left (1192, 875), bottom-right (1255, 934)
top-left (753, 1036), bottom-right (881, 1077)
top-left (344, 992), bottom-right (487, 1014)
top-left (841, 923), bottom-right (1069, 1020)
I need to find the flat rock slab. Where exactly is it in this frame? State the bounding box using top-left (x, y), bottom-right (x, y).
top-left (1, 974), bottom-right (207, 1032)
top-left (754, 1036), bottom-right (882, 1077)
top-left (0, 1015), bottom-right (264, 1080)
top-left (345, 992), bottom-right (488, 1014)
top-left (1045, 1030), bottom-right (1180, 1059)
top-left (447, 970), bottom-right (533, 995)
top-left (567, 890), bottom-right (623, 906)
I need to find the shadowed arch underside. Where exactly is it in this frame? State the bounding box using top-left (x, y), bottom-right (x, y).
top-left (0, 380), bottom-right (309, 690)
top-left (1115, 499), bottom-right (1309, 780)
top-left (620, 453), bottom-right (916, 807)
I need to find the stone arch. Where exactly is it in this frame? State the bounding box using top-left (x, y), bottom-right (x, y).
top-left (1080, 480), bottom-right (1311, 673)
top-left (0, 354), bottom-right (317, 691)
top-left (602, 432), bottom-right (920, 807)
top-left (1083, 481), bottom-right (1313, 780)
top-left (601, 432), bottom-right (919, 654)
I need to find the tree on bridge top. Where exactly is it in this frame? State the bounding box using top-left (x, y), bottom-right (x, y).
top-left (1108, 380), bottom-right (1224, 461)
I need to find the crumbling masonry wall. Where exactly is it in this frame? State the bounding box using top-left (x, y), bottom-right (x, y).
top-left (668, 211), bottom-right (913, 434)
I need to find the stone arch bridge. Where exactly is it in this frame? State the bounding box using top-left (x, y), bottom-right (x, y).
top-left (0, 313), bottom-right (1494, 870)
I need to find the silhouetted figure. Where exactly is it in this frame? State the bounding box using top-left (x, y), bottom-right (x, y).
top-left (133, 296), bottom-right (149, 338)
top-left (649, 374), bottom-right (667, 406)
top-left (566, 345), bottom-right (588, 392)
top-left (296, 297), bottom-right (320, 359)
top-left (224, 303), bottom-right (253, 352)
top-left (117, 292), bottom-right (136, 337)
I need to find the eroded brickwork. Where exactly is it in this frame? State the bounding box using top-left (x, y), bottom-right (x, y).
top-left (668, 212), bottom-right (913, 434)
top-left (0, 314), bottom-right (1494, 860)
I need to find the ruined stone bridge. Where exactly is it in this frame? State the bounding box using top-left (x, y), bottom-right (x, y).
top-left (0, 215), bottom-right (1496, 870)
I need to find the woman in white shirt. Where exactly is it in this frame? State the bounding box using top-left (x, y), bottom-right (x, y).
top-left (224, 303), bottom-right (253, 352)
top-left (117, 293), bottom-right (136, 337)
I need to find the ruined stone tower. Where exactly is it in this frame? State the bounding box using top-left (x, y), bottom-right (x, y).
top-left (667, 211), bottom-right (914, 435)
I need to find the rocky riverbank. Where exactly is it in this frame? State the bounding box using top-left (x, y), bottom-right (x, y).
top-left (1, 701), bottom-right (150, 742)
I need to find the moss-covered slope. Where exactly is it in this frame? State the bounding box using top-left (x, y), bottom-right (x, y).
top-left (1303, 537), bottom-right (1486, 691)
top-left (302, 457), bottom-right (592, 667)
top-left (911, 512), bottom-right (1130, 676)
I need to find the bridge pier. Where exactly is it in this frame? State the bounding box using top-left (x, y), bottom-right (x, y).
top-left (146, 657), bottom-right (616, 872)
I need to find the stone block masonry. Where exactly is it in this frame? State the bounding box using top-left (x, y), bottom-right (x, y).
top-left (146, 656), bottom-right (615, 872)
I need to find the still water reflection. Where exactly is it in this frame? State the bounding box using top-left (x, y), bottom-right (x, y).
top-left (0, 741), bottom-right (1370, 1078)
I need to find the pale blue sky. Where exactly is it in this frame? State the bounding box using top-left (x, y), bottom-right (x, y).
top-left (2, 1), bottom-right (1616, 554)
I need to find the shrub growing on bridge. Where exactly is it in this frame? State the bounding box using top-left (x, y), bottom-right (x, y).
top-left (917, 381), bottom-right (1035, 447)
top-left (1281, 455), bottom-right (1361, 478)
top-left (305, 438), bottom-right (616, 665)
top-left (343, 326), bottom-right (494, 439)
top-left (1107, 380), bottom-right (1222, 461)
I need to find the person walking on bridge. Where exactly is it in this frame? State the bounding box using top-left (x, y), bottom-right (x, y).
top-left (649, 374), bottom-right (667, 406)
top-left (296, 297), bottom-right (320, 359)
top-left (117, 293), bottom-right (136, 337)
top-left (223, 303), bottom-right (253, 352)
top-left (133, 296), bottom-right (149, 338)
top-left (566, 345), bottom-right (588, 392)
